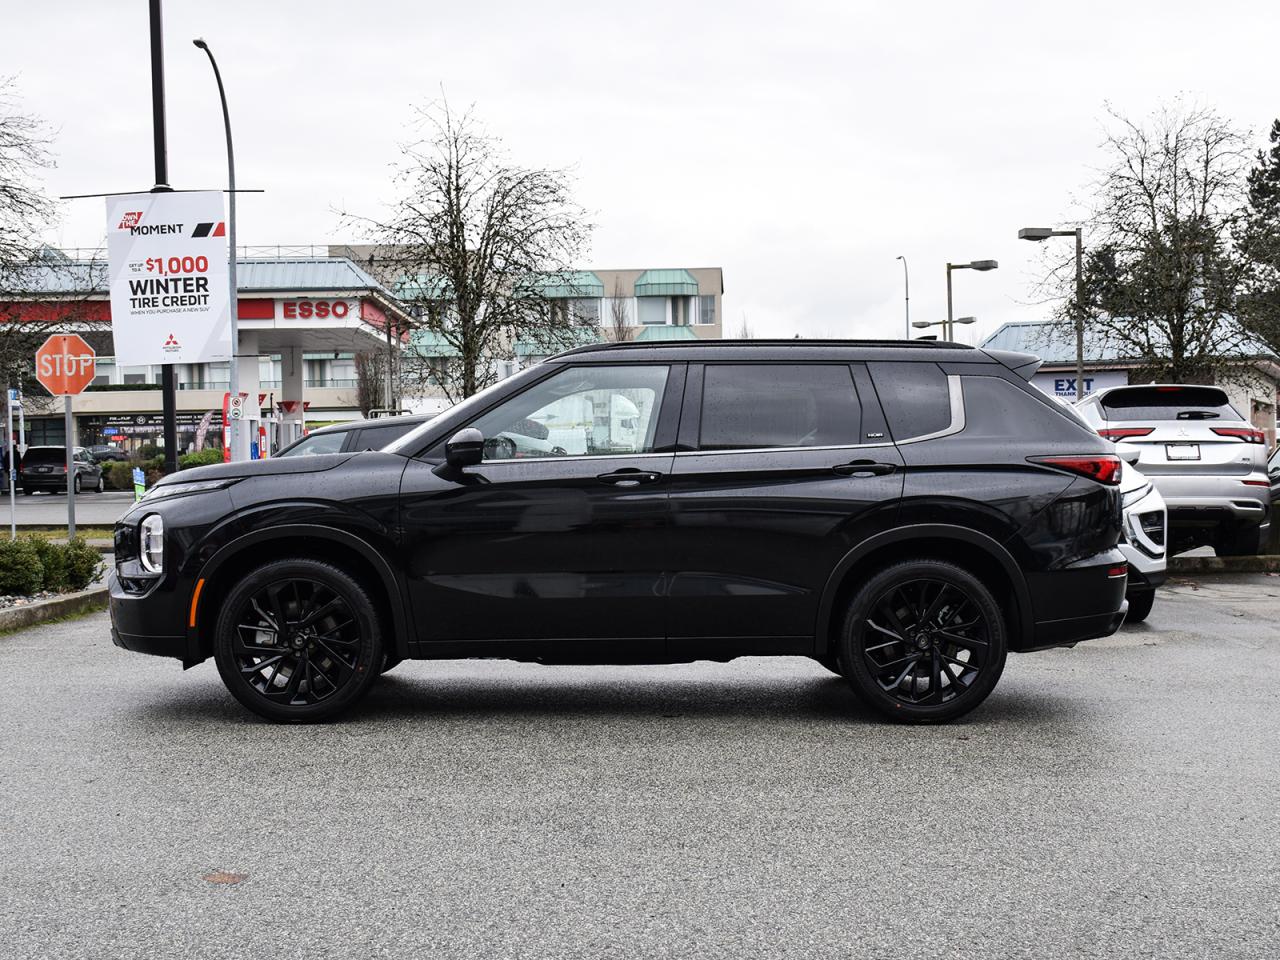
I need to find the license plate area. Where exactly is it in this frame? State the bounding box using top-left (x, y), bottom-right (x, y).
top-left (1166, 443), bottom-right (1200, 461)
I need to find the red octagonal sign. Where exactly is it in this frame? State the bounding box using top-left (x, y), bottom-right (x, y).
top-left (36, 334), bottom-right (97, 396)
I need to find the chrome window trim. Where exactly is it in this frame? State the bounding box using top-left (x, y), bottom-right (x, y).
top-left (895, 374), bottom-right (965, 445)
top-left (675, 442), bottom-right (895, 457)
top-left (479, 451), bottom-right (673, 465)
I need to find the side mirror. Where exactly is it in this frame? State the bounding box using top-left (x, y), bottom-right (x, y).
top-left (1114, 441), bottom-right (1141, 466)
top-left (445, 428), bottom-right (484, 468)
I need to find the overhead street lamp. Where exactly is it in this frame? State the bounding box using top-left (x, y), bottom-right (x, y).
top-left (913, 316), bottom-right (975, 340)
top-left (193, 37), bottom-right (243, 461)
top-left (895, 255), bottom-right (910, 339)
top-left (945, 260), bottom-right (998, 340)
top-left (1019, 226), bottom-right (1085, 401)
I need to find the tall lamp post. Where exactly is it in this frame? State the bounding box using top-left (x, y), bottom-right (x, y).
top-left (1019, 226), bottom-right (1085, 400)
top-left (945, 260), bottom-right (998, 340)
top-left (914, 316), bottom-right (976, 341)
top-left (193, 38), bottom-right (243, 461)
top-left (895, 255), bottom-right (910, 338)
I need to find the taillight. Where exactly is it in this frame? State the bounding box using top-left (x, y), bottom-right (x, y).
top-left (1210, 426), bottom-right (1265, 444)
top-left (1029, 454), bottom-right (1123, 485)
top-left (1098, 427), bottom-right (1153, 441)
top-left (1108, 564), bottom-right (1128, 578)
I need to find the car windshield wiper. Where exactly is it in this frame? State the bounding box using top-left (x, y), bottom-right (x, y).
top-left (1176, 411), bottom-right (1220, 420)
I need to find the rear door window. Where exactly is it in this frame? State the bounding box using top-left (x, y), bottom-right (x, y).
top-left (698, 364), bottom-right (861, 450)
top-left (866, 362), bottom-right (952, 440)
top-left (1100, 386), bottom-right (1240, 421)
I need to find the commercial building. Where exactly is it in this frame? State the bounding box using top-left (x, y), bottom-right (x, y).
top-left (982, 319), bottom-right (1280, 446)
top-left (1, 252), bottom-right (411, 453)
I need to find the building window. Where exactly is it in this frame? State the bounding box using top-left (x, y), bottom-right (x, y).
top-left (571, 298), bottom-right (601, 324)
top-left (699, 295), bottom-right (716, 326)
top-left (638, 297), bottom-right (667, 325)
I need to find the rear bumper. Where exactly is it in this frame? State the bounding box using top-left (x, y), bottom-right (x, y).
top-left (1021, 548), bottom-right (1129, 651)
top-left (1152, 474), bottom-right (1269, 529)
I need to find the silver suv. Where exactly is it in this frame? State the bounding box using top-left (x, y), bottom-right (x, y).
top-left (1076, 385), bottom-right (1270, 555)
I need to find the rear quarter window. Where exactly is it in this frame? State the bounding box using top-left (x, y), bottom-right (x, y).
top-left (866, 362), bottom-right (951, 439)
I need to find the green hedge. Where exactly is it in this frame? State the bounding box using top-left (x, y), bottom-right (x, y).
top-left (179, 449), bottom-right (223, 469)
top-left (0, 537), bottom-right (102, 595)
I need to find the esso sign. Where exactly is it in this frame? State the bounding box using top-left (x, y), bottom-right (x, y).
top-left (35, 334), bottom-right (97, 396)
top-left (281, 299), bottom-right (350, 320)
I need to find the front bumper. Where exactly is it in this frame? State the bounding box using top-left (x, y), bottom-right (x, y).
top-left (108, 568), bottom-right (189, 662)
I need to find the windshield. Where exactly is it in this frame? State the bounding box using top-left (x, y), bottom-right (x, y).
top-left (278, 431), bottom-right (347, 457)
top-left (383, 375), bottom-right (519, 455)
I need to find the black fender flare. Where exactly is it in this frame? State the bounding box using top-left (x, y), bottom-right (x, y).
top-left (815, 523), bottom-right (1034, 654)
top-left (185, 523), bottom-right (411, 658)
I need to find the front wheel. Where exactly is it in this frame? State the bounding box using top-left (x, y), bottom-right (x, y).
top-left (72, 475), bottom-right (81, 494)
top-left (213, 559), bottom-right (384, 722)
top-left (838, 559), bottom-right (1008, 723)
top-left (93, 474), bottom-right (104, 493)
top-left (1125, 590), bottom-right (1155, 623)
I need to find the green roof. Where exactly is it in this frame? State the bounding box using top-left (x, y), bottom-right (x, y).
top-left (634, 325), bottom-right (700, 342)
top-left (635, 269), bottom-right (698, 297)
top-left (408, 329), bottom-right (461, 357)
top-left (528, 270), bottom-right (605, 299)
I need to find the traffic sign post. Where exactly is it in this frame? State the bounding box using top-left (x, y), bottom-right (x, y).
top-left (35, 335), bottom-right (97, 540)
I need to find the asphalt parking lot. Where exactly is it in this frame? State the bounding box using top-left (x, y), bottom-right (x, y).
top-left (2, 575), bottom-right (1278, 959)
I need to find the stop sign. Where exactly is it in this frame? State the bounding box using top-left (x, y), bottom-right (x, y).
top-left (35, 334), bottom-right (97, 396)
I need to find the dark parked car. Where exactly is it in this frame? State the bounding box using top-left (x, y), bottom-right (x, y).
top-left (275, 413), bottom-right (435, 458)
top-left (89, 445), bottom-right (129, 463)
top-left (109, 340), bottom-right (1127, 724)
top-left (21, 446), bottom-right (104, 494)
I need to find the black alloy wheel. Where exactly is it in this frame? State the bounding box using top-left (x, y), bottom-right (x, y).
top-left (840, 559), bottom-right (1007, 723)
top-left (213, 560), bottom-right (384, 722)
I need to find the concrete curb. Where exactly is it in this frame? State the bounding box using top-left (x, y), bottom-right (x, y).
top-left (0, 585), bottom-right (109, 633)
top-left (1168, 555), bottom-right (1280, 574)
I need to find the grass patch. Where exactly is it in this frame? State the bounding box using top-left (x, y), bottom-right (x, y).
top-left (14, 527), bottom-right (114, 541)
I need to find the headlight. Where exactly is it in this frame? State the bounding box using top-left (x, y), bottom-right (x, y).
top-left (139, 514), bottom-right (164, 573)
top-left (141, 478), bottom-right (239, 502)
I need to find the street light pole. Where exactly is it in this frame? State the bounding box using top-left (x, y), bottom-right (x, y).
top-left (149, 0), bottom-right (179, 475)
top-left (193, 38), bottom-right (242, 461)
top-left (1018, 226), bottom-right (1086, 400)
top-left (945, 260), bottom-right (998, 341)
top-left (895, 255), bottom-right (910, 338)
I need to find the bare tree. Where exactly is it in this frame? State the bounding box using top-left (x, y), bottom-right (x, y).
top-left (0, 77), bottom-right (60, 412)
top-left (344, 100), bottom-right (592, 400)
top-left (737, 312), bottom-right (752, 339)
top-left (1042, 103), bottom-right (1255, 382)
top-left (609, 277), bottom-right (630, 342)
top-left (353, 351), bottom-right (386, 416)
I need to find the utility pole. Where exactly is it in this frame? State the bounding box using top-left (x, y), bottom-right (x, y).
top-left (896, 255), bottom-right (909, 338)
top-left (149, 0), bottom-right (179, 473)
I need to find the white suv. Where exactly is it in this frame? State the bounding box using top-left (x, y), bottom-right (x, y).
top-left (1076, 385), bottom-right (1270, 556)
top-left (1116, 452), bottom-right (1167, 622)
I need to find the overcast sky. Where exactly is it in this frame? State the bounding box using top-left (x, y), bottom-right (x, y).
top-left (9, 0), bottom-right (1280, 343)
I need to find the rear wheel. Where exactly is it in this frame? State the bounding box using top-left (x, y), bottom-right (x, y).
top-left (1216, 524), bottom-right (1261, 557)
top-left (839, 559), bottom-right (1007, 723)
top-left (213, 559), bottom-right (384, 722)
top-left (72, 475), bottom-right (81, 494)
top-left (92, 473), bottom-right (104, 493)
top-left (1125, 590), bottom-right (1155, 623)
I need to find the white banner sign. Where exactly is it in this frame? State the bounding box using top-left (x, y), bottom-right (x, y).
top-left (106, 191), bottom-right (232, 365)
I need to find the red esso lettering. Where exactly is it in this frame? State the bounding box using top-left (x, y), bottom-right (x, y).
top-left (298, 302), bottom-right (314, 319)
top-left (314, 301), bottom-right (330, 319)
top-left (282, 302), bottom-right (296, 319)
top-left (332, 300), bottom-right (348, 318)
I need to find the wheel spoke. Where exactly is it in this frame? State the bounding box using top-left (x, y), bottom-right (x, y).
top-left (241, 653), bottom-right (285, 676)
top-left (929, 649), bottom-right (944, 703)
top-left (920, 582), bottom-right (951, 627)
top-left (297, 596), bottom-right (346, 630)
top-left (937, 629), bottom-right (987, 649)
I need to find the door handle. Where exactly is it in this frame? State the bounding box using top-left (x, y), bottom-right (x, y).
top-left (597, 469), bottom-right (663, 487)
top-left (832, 460), bottom-right (896, 477)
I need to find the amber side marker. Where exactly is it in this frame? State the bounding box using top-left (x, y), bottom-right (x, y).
top-left (189, 578), bottom-right (206, 628)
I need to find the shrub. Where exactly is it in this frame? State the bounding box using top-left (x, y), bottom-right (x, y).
top-left (62, 538), bottom-right (103, 591)
top-left (137, 444), bottom-right (162, 461)
top-left (179, 448), bottom-right (223, 469)
top-left (0, 539), bottom-right (45, 595)
top-left (27, 536), bottom-right (68, 592)
top-left (103, 462), bottom-right (136, 491)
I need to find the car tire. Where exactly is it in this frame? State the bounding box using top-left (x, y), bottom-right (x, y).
top-left (72, 475), bottom-right (81, 494)
top-left (1125, 590), bottom-right (1155, 623)
top-left (213, 559), bottom-right (385, 723)
top-left (1216, 525), bottom-right (1262, 557)
top-left (93, 474), bottom-right (104, 493)
top-left (838, 559), bottom-right (1008, 724)
top-left (21, 487), bottom-right (32, 496)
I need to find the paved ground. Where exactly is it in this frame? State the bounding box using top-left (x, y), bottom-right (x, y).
top-left (2, 575), bottom-right (1278, 959)
top-left (0, 489), bottom-right (134, 527)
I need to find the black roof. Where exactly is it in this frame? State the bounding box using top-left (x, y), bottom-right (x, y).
top-left (549, 338), bottom-right (1002, 364)
top-left (308, 413), bottom-right (435, 436)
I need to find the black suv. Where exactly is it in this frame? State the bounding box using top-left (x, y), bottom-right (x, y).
top-left (109, 341), bottom-right (1127, 724)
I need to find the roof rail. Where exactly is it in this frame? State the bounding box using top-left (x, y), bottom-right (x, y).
top-left (552, 338), bottom-right (976, 357)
